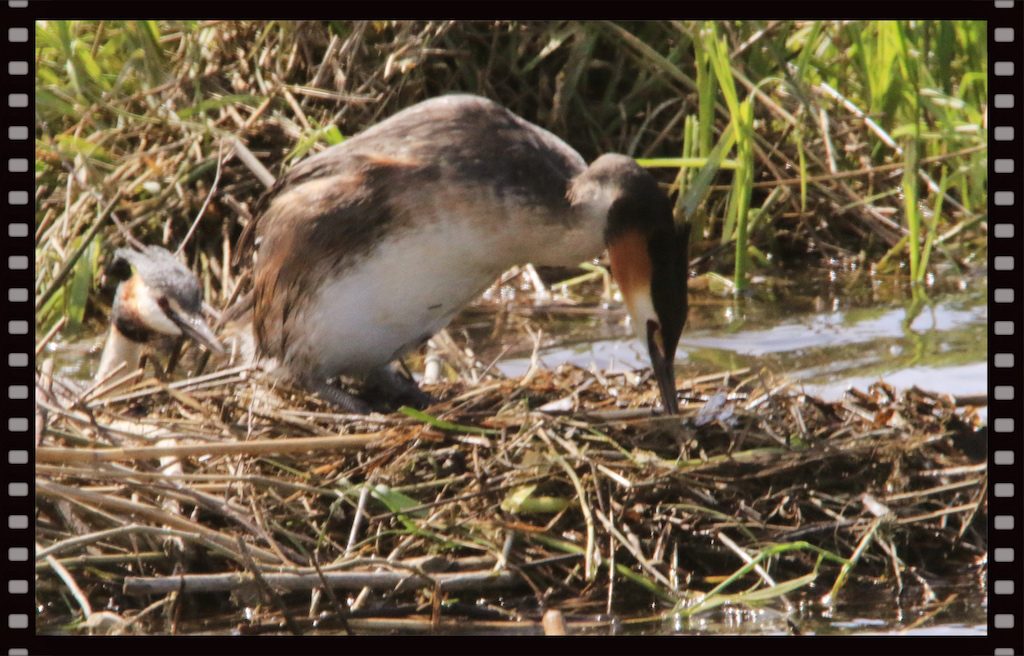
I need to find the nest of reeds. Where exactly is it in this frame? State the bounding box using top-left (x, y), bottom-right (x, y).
top-left (35, 355), bottom-right (986, 635)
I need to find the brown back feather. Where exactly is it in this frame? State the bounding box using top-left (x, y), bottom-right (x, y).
top-left (251, 155), bottom-right (440, 364)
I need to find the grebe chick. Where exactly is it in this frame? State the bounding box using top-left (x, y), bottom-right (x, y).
top-left (97, 245), bottom-right (224, 380)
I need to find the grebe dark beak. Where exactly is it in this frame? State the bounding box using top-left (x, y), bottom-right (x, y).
top-left (168, 309), bottom-right (225, 355)
top-left (646, 319), bottom-right (679, 415)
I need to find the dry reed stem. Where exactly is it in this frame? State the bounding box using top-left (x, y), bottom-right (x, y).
top-left (122, 568), bottom-right (519, 596)
top-left (37, 433), bottom-right (383, 464)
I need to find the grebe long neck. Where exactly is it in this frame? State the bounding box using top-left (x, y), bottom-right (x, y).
top-left (96, 324), bottom-right (144, 380)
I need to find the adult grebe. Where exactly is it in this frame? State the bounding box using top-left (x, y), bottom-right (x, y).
top-left (242, 94), bottom-right (689, 413)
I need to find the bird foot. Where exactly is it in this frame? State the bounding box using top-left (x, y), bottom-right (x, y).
top-left (306, 367), bottom-right (434, 414)
top-left (311, 381), bottom-right (373, 414)
top-left (364, 366), bottom-right (436, 410)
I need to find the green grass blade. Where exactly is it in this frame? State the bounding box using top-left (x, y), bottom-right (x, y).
top-left (635, 156), bottom-right (737, 170)
top-left (398, 406), bottom-right (498, 435)
top-left (918, 167), bottom-right (950, 279)
top-left (65, 237), bottom-right (100, 331)
top-left (678, 123), bottom-right (737, 221)
top-left (694, 26), bottom-right (716, 157)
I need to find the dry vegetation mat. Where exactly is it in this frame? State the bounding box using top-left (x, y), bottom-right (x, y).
top-left (36, 364), bottom-right (986, 635)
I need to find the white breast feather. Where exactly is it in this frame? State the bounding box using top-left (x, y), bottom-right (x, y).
top-left (298, 222), bottom-right (505, 377)
top-left (283, 201), bottom-right (606, 379)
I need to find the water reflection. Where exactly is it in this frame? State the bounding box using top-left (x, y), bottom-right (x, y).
top-left (497, 285), bottom-right (987, 405)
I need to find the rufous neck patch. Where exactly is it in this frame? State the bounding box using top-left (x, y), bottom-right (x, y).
top-left (608, 229), bottom-right (651, 304)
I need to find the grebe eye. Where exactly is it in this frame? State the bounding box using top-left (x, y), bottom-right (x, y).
top-left (107, 258), bottom-right (133, 282)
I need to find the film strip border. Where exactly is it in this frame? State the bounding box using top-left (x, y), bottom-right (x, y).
top-left (0, 3), bottom-right (1022, 655)
top-left (991, 2), bottom-right (1024, 655)
top-left (3, 1), bottom-right (31, 654)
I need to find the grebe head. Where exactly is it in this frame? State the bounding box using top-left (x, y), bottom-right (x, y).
top-left (573, 154), bottom-right (690, 414)
top-left (109, 246), bottom-right (224, 354)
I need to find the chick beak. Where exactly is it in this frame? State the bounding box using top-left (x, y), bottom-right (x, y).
top-left (646, 319), bottom-right (679, 415)
top-left (169, 310), bottom-right (225, 355)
